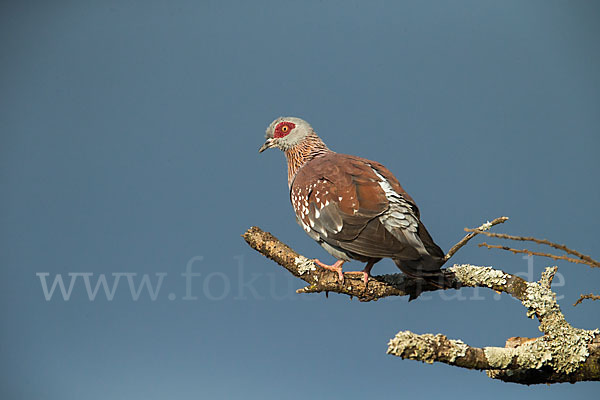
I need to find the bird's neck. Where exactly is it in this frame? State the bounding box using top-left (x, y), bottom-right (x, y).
top-left (284, 133), bottom-right (331, 187)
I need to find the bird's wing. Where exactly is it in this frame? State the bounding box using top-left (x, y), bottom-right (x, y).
top-left (291, 153), bottom-right (438, 261)
top-left (369, 160), bottom-right (445, 264)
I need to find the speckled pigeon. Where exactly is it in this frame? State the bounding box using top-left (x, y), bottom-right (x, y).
top-left (259, 117), bottom-right (445, 285)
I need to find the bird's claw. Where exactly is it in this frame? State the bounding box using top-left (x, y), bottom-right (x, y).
top-left (314, 259), bottom-right (345, 283)
top-left (343, 270), bottom-right (371, 287)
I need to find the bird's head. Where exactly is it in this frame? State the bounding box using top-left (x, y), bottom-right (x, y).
top-left (259, 117), bottom-right (314, 153)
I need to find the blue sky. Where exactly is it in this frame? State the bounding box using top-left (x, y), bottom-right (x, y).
top-left (1, 1), bottom-right (599, 398)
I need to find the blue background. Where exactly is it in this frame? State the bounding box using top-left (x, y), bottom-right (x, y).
top-left (1, 0), bottom-right (599, 398)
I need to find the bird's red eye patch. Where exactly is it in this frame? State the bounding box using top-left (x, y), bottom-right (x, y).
top-left (274, 121), bottom-right (296, 138)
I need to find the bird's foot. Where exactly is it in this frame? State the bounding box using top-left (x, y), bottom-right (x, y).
top-left (314, 259), bottom-right (345, 282)
top-left (344, 270), bottom-right (370, 286)
top-left (342, 261), bottom-right (375, 288)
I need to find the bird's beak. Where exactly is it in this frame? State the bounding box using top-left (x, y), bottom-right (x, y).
top-left (258, 138), bottom-right (276, 153)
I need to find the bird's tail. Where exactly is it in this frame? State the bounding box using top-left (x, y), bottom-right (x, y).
top-left (394, 254), bottom-right (444, 275)
top-left (393, 257), bottom-right (455, 300)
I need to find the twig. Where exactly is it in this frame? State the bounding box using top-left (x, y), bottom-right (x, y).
top-left (443, 216), bottom-right (509, 262)
top-left (478, 242), bottom-right (592, 266)
top-left (464, 229), bottom-right (600, 268)
top-left (574, 293), bottom-right (600, 307)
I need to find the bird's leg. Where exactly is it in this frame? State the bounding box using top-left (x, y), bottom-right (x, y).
top-left (314, 259), bottom-right (345, 282)
top-left (344, 260), bottom-right (376, 286)
top-left (362, 260), bottom-right (375, 286)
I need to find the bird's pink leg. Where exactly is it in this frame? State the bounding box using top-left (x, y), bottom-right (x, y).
top-left (314, 259), bottom-right (345, 282)
top-left (344, 260), bottom-right (376, 286)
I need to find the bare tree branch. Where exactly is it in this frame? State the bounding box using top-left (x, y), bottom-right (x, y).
top-left (574, 293), bottom-right (600, 307)
top-left (464, 229), bottom-right (600, 268)
top-left (443, 216), bottom-right (508, 262)
top-left (478, 242), bottom-right (593, 266)
top-left (242, 226), bottom-right (600, 384)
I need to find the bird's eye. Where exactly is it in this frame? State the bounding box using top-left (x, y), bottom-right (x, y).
top-left (274, 121), bottom-right (296, 138)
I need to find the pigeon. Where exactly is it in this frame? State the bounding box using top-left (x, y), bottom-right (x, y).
top-left (260, 117), bottom-right (445, 286)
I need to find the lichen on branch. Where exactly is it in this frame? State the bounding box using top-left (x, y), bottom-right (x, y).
top-left (242, 225), bottom-right (600, 384)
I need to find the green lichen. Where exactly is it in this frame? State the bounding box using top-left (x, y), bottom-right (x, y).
top-left (449, 264), bottom-right (508, 288)
top-left (295, 256), bottom-right (315, 276)
top-left (521, 279), bottom-right (558, 321)
top-left (387, 331), bottom-right (438, 364)
top-left (393, 266), bottom-right (599, 376)
top-left (506, 328), bottom-right (598, 374)
top-left (387, 331), bottom-right (469, 364)
top-left (483, 347), bottom-right (517, 369)
top-left (447, 338), bottom-right (469, 362)
top-left (513, 267), bottom-right (599, 374)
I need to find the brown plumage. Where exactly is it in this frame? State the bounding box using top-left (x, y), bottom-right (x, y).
top-left (260, 117), bottom-right (445, 285)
